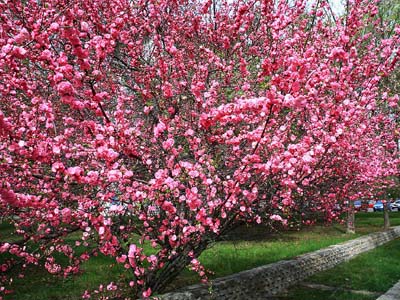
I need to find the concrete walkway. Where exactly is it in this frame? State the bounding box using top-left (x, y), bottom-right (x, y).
top-left (377, 281), bottom-right (400, 300)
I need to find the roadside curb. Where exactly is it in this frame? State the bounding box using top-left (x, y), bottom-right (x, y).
top-left (377, 281), bottom-right (400, 300)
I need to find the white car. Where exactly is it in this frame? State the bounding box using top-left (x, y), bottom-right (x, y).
top-left (391, 200), bottom-right (400, 211)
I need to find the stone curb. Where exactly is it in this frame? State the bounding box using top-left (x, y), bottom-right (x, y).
top-left (160, 226), bottom-right (400, 300)
top-left (377, 281), bottom-right (400, 300)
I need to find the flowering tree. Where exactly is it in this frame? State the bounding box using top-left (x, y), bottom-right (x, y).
top-left (0, 0), bottom-right (399, 298)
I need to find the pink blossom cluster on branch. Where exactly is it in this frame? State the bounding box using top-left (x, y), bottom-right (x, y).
top-left (0, 0), bottom-right (399, 298)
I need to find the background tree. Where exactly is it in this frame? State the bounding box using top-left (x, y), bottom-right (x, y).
top-left (0, 0), bottom-right (399, 298)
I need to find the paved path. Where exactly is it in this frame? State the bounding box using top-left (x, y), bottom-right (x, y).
top-left (377, 281), bottom-right (400, 300)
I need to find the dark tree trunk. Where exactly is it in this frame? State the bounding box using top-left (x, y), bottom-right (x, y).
top-left (384, 202), bottom-right (390, 230)
top-left (144, 219), bottom-right (243, 296)
top-left (346, 205), bottom-right (355, 234)
top-left (146, 240), bottom-right (210, 295)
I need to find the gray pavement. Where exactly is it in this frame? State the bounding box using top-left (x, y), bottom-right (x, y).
top-left (377, 281), bottom-right (400, 300)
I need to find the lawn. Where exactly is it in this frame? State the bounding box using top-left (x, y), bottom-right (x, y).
top-left (167, 211), bottom-right (400, 291)
top-left (283, 237), bottom-right (400, 300)
top-left (1, 211), bottom-right (399, 299)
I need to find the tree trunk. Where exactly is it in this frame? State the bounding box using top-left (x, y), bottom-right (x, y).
top-left (144, 217), bottom-right (241, 296)
top-left (384, 201), bottom-right (390, 230)
top-left (146, 240), bottom-right (210, 295)
top-left (346, 205), bottom-right (355, 234)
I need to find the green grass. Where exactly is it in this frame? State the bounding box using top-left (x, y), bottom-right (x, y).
top-left (166, 211), bottom-right (400, 291)
top-left (167, 224), bottom-right (358, 291)
top-left (0, 222), bottom-right (18, 243)
top-left (354, 211), bottom-right (400, 232)
top-left (283, 286), bottom-right (376, 300)
top-left (1, 211), bottom-right (399, 299)
top-left (7, 255), bottom-right (124, 300)
top-left (284, 237), bottom-right (400, 299)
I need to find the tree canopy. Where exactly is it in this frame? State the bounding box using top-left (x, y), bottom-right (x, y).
top-left (0, 0), bottom-right (399, 298)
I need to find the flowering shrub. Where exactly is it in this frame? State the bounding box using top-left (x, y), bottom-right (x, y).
top-left (0, 0), bottom-right (399, 298)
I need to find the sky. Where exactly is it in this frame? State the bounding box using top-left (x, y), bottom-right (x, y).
top-left (329, 0), bottom-right (345, 15)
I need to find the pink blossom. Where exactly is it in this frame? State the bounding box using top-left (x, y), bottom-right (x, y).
top-left (1, 1), bottom-right (399, 298)
top-left (97, 146), bottom-right (119, 161)
top-left (302, 153), bottom-right (313, 163)
top-left (14, 28), bottom-right (30, 43)
top-left (53, 72), bottom-right (64, 83)
top-left (40, 50), bottom-right (52, 61)
top-left (61, 208), bottom-right (71, 222)
top-left (0, 243), bottom-right (10, 253)
top-left (80, 21), bottom-right (89, 32)
top-left (107, 170), bottom-right (122, 182)
top-left (93, 92), bottom-right (109, 102)
top-left (13, 46), bottom-right (27, 58)
top-left (0, 189), bottom-right (18, 206)
top-left (162, 82), bottom-right (174, 98)
top-left (98, 226), bottom-right (105, 235)
top-left (270, 214), bottom-right (283, 222)
top-left (82, 290), bottom-right (91, 299)
top-left (188, 170), bottom-right (199, 178)
top-left (330, 47), bottom-right (348, 61)
top-left (142, 288), bottom-right (152, 298)
top-left (49, 22), bottom-right (59, 31)
top-left (66, 166), bottom-right (83, 176)
top-left (106, 282), bottom-right (117, 291)
top-left (57, 81), bottom-right (73, 96)
top-left (128, 244), bottom-right (137, 258)
top-left (161, 201), bottom-right (176, 214)
top-left (116, 255), bottom-right (127, 263)
top-left (153, 121), bottom-right (166, 138)
top-left (162, 138), bottom-right (174, 150)
top-left (124, 170), bottom-right (133, 178)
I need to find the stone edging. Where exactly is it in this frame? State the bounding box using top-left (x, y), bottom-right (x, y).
top-left (376, 280), bottom-right (400, 300)
top-left (160, 226), bottom-right (400, 300)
